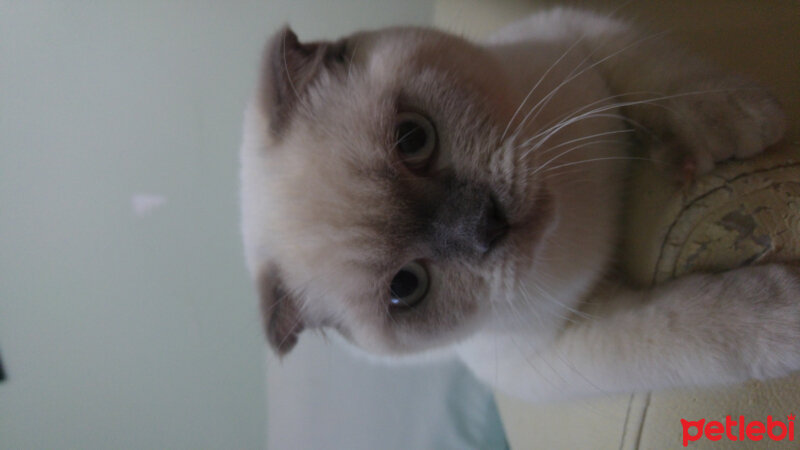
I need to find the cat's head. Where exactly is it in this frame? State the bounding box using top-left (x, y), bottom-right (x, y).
top-left (240, 27), bottom-right (554, 357)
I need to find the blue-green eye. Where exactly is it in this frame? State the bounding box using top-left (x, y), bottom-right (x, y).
top-left (395, 112), bottom-right (436, 170)
top-left (389, 261), bottom-right (429, 308)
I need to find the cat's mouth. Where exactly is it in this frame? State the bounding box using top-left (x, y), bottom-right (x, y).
top-left (502, 182), bottom-right (555, 258)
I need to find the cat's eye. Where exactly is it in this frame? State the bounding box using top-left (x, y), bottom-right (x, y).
top-left (395, 112), bottom-right (437, 170)
top-left (389, 261), bottom-right (429, 309)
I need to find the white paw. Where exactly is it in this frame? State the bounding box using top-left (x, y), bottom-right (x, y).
top-left (745, 265), bottom-right (800, 380)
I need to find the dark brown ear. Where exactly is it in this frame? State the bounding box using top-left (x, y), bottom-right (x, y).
top-left (260, 27), bottom-right (325, 136)
top-left (261, 27), bottom-right (351, 136)
top-left (258, 266), bottom-right (304, 356)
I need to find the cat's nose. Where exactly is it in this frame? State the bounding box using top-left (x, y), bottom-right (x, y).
top-left (428, 184), bottom-right (509, 257)
top-left (476, 196), bottom-right (509, 253)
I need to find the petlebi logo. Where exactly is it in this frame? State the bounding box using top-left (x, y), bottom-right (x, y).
top-left (681, 414), bottom-right (796, 447)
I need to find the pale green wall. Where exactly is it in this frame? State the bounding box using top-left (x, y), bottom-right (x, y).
top-left (0, 1), bottom-right (432, 449)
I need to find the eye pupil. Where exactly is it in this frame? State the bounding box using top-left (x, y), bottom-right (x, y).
top-left (397, 121), bottom-right (427, 155)
top-left (390, 269), bottom-right (419, 299)
top-left (388, 261), bottom-right (429, 308)
top-left (394, 112), bottom-right (436, 170)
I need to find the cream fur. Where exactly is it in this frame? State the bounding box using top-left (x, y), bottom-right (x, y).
top-left (241, 8), bottom-right (796, 402)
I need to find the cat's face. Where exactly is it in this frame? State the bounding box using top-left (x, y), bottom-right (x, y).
top-left (241, 27), bottom-right (553, 356)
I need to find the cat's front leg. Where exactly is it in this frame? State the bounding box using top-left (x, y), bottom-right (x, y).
top-left (461, 263), bottom-right (800, 402)
top-left (586, 25), bottom-right (787, 174)
top-left (629, 71), bottom-right (787, 176)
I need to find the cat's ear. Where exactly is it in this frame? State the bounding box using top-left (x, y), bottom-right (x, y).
top-left (258, 266), bottom-right (304, 356)
top-left (260, 27), bottom-right (345, 137)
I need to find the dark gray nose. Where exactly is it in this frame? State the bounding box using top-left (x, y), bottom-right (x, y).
top-left (429, 185), bottom-right (509, 257)
top-left (478, 196), bottom-right (510, 252)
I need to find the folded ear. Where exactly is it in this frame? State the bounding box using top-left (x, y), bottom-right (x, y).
top-left (258, 266), bottom-right (304, 356)
top-left (260, 27), bottom-right (347, 137)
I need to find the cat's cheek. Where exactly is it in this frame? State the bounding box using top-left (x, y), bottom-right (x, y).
top-left (505, 184), bottom-right (557, 266)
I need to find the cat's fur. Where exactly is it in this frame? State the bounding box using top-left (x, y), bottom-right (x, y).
top-left (240, 8), bottom-right (799, 402)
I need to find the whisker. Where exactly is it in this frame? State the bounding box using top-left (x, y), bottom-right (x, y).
top-left (510, 31), bottom-right (671, 139)
top-left (544, 155), bottom-right (665, 173)
top-left (517, 87), bottom-right (738, 159)
top-left (517, 91), bottom-right (665, 151)
top-left (500, 32), bottom-right (590, 142)
top-left (530, 138), bottom-right (629, 175)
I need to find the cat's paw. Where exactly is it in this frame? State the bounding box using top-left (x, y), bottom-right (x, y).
top-left (656, 77), bottom-right (786, 175)
top-left (744, 265), bottom-right (800, 380)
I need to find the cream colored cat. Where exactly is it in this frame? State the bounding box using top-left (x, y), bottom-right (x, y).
top-left (240, 8), bottom-right (799, 402)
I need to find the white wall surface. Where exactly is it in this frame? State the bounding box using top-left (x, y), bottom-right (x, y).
top-left (0, 1), bottom-right (438, 449)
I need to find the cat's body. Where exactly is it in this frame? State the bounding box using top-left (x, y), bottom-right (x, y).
top-left (240, 8), bottom-right (799, 402)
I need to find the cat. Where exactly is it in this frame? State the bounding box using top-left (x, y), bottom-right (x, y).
top-left (239, 8), bottom-right (799, 402)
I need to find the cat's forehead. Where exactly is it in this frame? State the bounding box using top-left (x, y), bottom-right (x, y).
top-left (290, 29), bottom-right (510, 162)
top-left (356, 28), bottom-right (508, 100)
